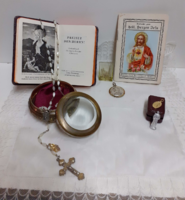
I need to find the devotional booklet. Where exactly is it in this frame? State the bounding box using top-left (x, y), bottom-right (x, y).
top-left (114, 14), bottom-right (168, 84)
top-left (13, 16), bottom-right (98, 86)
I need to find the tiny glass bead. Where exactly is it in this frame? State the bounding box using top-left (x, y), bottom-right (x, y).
top-left (57, 81), bottom-right (60, 86)
top-left (57, 65), bottom-right (59, 69)
top-left (53, 86), bottom-right (56, 91)
top-left (57, 60), bottom-right (59, 64)
top-left (47, 50), bottom-right (50, 55)
top-left (51, 69), bottom-right (54, 74)
top-left (58, 87), bottom-right (61, 91)
top-left (48, 57), bottom-right (51, 61)
top-left (56, 52), bottom-right (59, 57)
top-left (48, 106), bottom-right (51, 110)
top-left (52, 80), bottom-right (55, 85)
top-left (49, 63), bottom-right (52, 68)
top-left (53, 92), bottom-right (55, 97)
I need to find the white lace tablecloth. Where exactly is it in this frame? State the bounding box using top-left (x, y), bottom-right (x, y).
top-left (0, 49), bottom-right (185, 198)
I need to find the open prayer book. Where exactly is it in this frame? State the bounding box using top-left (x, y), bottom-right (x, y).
top-left (13, 16), bottom-right (98, 86)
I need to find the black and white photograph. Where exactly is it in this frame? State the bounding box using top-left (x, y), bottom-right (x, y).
top-left (22, 22), bottom-right (55, 73)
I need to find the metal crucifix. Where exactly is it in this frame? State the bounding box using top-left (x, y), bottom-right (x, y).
top-left (40, 141), bottom-right (85, 181)
top-left (57, 157), bottom-right (85, 180)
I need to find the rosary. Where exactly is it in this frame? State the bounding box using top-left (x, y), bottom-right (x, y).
top-left (37, 20), bottom-right (84, 180)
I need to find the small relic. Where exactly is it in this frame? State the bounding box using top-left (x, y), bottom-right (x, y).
top-left (109, 82), bottom-right (125, 98)
top-left (146, 95), bottom-right (165, 130)
top-left (99, 62), bottom-right (114, 81)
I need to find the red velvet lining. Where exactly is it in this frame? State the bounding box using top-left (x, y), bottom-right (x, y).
top-left (34, 83), bottom-right (73, 109)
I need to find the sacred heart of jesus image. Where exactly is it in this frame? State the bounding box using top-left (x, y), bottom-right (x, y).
top-left (126, 32), bottom-right (153, 73)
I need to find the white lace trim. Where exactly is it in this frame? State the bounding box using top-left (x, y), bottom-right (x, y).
top-left (0, 176), bottom-right (185, 197)
top-left (160, 68), bottom-right (185, 152)
top-left (0, 87), bottom-right (33, 171)
top-left (0, 189), bottom-right (184, 200)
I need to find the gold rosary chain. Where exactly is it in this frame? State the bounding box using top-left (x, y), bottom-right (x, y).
top-left (36, 20), bottom-right (84, 180)
top-left (38, 124), bottom-right (60, 159)
top-left (38, 124), bottom-right (49, 147)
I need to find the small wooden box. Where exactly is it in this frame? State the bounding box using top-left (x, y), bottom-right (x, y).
top-left (146, 95), bottom-right (165, 123)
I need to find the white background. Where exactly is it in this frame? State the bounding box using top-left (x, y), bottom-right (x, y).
top-left (0, 0), bottom-right (184, 67)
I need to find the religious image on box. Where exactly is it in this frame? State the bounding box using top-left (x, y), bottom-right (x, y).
top-left (22, 22), bottom-right (55, 73)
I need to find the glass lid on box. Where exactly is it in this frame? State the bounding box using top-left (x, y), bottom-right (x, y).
top-left (64, 96), bottom-right (97, 130)
top-left (56, 92), bottom-right (102, 137)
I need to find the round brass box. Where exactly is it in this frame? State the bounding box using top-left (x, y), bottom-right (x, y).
top-left (29, 81), bottom-right (76, 123)
top-left (56, 92), bottom-right (102, 137)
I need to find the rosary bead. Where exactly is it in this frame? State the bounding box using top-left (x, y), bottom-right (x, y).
top-left (47, 21), bottom-right (60, 112)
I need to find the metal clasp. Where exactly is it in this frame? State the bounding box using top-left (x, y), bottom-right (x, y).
top-left (43, 110), bottom-right (50, 122)
top-left (39, 107), bottom-right (50, 122)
